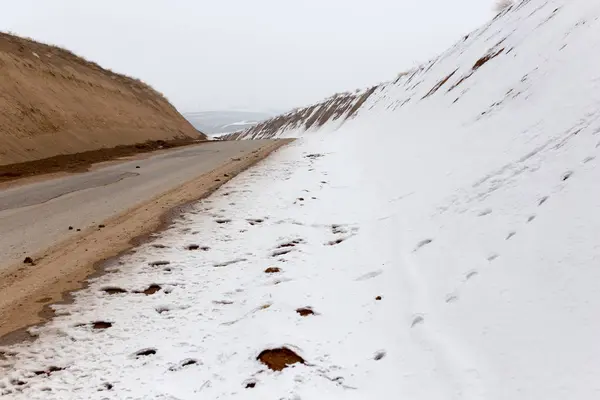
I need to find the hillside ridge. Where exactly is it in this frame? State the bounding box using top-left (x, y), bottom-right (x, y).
top-left (0, 32), bottom-right (205, 166)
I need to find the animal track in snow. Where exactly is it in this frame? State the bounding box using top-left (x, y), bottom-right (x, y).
top-left (527, 215), bottom-right (536, 223)
top-left (583, 156), bottom-right (596, 163)
top-left (374, 350), bottom-right (386, 361)
top-left (538, 196), bottom-right (549, 206)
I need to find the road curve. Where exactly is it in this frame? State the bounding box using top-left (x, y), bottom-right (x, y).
top-left (0, 139), bottom-right (290, 340)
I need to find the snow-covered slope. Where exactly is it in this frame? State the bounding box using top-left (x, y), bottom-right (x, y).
top-left (230, 0), bottom-right (600, 143)
top-left (3, 0), bottom-right (600, 398)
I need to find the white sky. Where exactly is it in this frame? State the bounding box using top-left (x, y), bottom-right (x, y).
top-left (0, 0), bottom-right (495, 112)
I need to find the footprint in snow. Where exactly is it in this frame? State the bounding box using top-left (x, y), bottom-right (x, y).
top-left (149, 260), bottom-right (170, 267)
top-left (411, 315), bottom-right (425, 328)
top-left (478, 208), bottom-right (493, 216)
top-left (445, 293), bottom-right (459, 303)
top-left (277, 239), bottom-right (304, 248)
top-left (169, 359), bottom-right (201, 371)
top-left (272, 248), bottom-right (293, 257)
top-left (465, 270), bottom-right (478, 280)
top-left (214, 258), bottom-right (247, 267)
top-left (505, 232), bottom-right (516, 240)
top-left (562, 171), bottom-right (573, 181)
top-left (527, 215), bottom-right (536, 223)
top-left (487, 253), bottom-right (499, 262)
top-left (133, 348), bottom-right (157, 358)
top-left (326, 237), bottom-right (347, 246)
top-left (538, 196), bottom-right (549, 206)
top-left (102, 287), bottom-right (127, 295)
top-left (355, 270), bottom-right (383, 281)
top-left (413, 239), bottom-right (433, 252)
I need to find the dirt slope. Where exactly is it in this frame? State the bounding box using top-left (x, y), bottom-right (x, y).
top-left (0, 32), bottom-right (205, 166)
top-left (222, 86), bottom-right (378, 140)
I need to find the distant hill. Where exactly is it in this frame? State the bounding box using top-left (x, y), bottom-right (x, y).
top-left (0, 32), bottom-right (203, 166)
top-left (183, 110), bottom-right (278, 137)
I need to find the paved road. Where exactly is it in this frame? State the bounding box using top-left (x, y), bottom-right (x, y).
top-left (0, 140), bottom-right (274, 270)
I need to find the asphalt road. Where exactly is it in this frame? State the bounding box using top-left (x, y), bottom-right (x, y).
top-left (0, 139), bottom-right (274, 271)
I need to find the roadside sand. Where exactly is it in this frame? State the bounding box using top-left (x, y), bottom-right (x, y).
top-left (0, 139), bottom-right (292, 343)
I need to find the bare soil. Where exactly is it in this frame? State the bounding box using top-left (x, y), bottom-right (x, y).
top-left (0, 138), bottom-right (203, 183)
top-left (257, 348), bottom-right (305, 371)
top-left (0, 32), bottom-right (205, 167)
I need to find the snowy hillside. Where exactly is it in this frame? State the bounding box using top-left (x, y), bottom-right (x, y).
top-left (3, 0), bottom-right (600, 398)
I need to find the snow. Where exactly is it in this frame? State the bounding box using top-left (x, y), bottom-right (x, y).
top-left (3, 0), bottom-right (600, 398)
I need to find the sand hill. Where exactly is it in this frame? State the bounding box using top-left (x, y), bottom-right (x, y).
top-left (0, 32), bottom-right (204, 166)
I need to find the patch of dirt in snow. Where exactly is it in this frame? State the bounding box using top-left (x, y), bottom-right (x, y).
top-left (257, 347), bottom-right (305, 371)
top-left (140, 284), bottom-right (161, 295)
top-left (296, 307), bottom-right (315, 316)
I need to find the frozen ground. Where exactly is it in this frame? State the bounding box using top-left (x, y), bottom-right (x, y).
top-left (3, 0), bottom-right (600, 398)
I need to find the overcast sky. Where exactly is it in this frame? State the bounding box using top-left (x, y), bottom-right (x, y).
top-left (0, 0), bottom-right (494, 113)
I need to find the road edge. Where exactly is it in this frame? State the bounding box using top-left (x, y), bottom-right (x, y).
top-left (0, 138), bottom-right (293, 344)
